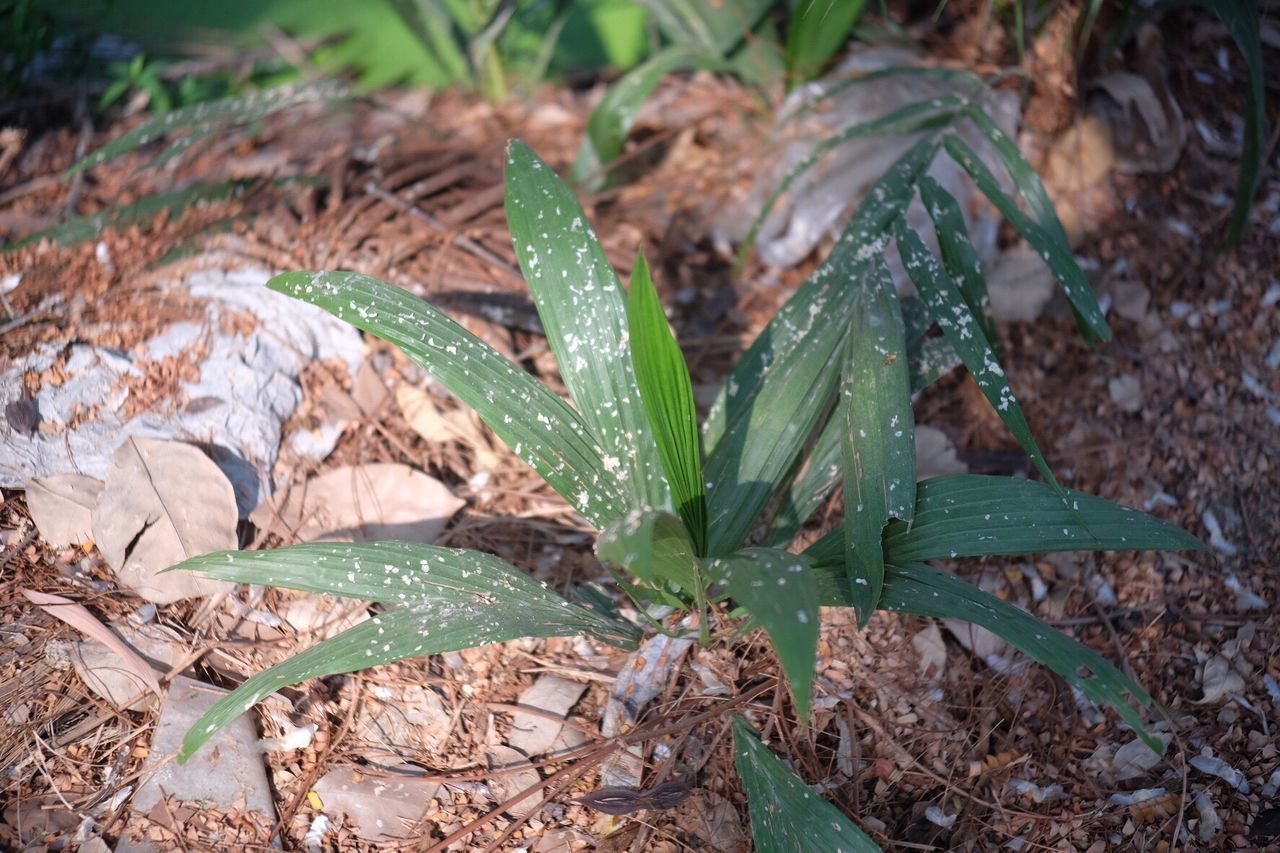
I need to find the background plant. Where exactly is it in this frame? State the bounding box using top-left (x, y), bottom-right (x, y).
top-left (9, 1), bottom-right (1265, 250)
top-left (572, 0), bottom-right (1266, 240)
top-left (165, 138), bottom-right (1202, 849)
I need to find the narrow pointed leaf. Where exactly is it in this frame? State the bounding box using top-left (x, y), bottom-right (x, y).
top-left (766, 297), bottom-right (954, 548)
top-left (705, 135), bottom-right (942, 556)
top-left (802, 474), bottom-right (1205, 568)
top-left (918, 175), bottom-right (996, 345)
top-left (69, 80), bottom-right (352, 175)
top-left (171, 542), bottom-right (638, 644)
top-left (596, 508), bottom-right (699, 597)
top-left (504, 141), bottom-right (668, 511)
top-left (705, 548), bottom-right (819, 717)
top-left (962, 107), bottom-right (1073, 248)
top-left (881, 563), bottom-right (1162, 752)
top-left (708, 135), bottom-right (940, 452)
top-left (627, 254), bottom-right (706, 552)
top-left (900, 293), bottom-right (933, 343)
top-left (634, 0), bottom-right (773, 55)
top-left (740, 101), bottom-right (960, 264)
top-left (782, 66), bottom-right (988, 125)
top-left (570, 46), bottom-right (731, 191)
top-left (942, 133), bottom-right (1110, 343)
top-left (177, 604), bottom-right (631, 762)
top-left (765, 414), bottom-right (843, 548)
top-left (840, 256), bottom-right (914, 623)
top-left (268, 271), bottom-right (625, 527)
top-left (894, 217), bottom-right (1061, 493)
top-left (786, 0), bottom-right (867, 83)
top-left (171, 543), bottom-right (638, 760)
top-left (1201, 0), bottom-right (1266, 245)
top-left (733, 716), bottom-right (881, 853)
top-left (804, 562), bottom-right (1162, 750)
top-left (134, 124), bottom-right (219, 174)
top-left (888, 474), bottom-right (1205, 561)
top-left (7, 180), bottom-right (246, 250)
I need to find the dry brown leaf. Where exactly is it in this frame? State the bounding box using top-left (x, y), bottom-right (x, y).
top-left (507, 675), bottom-right (588, 757)
top-left (1198, 655), bottom-right (1245, 703)
top-left (253, 463), bottom-right (464, 543)
top-left (355, 684), bottom-right (452, 760)
top-left (24, 473), bottom-right (103, 547)
top-left (486, 744), bottom-right (543, 818)
top-left (397, 384), bottom-right (502, 471)
top-left (69, 620), bottom-right (181, 711)
top-left (91, 438), bottom-right (237, 604)
top-left (1129, 790), bottom-right (1179, 823)
top-left (968, 750), bottom-right (1025, 777)
top-left (911, 621), bottom-right (947, 678)
top-left (312, 765), bottom-right (440, 842)
top-left (351, 360), bottom-right (390, 416)
top-left (675, 791), bottom-right (746, 852)
top-left (21, 589), bottom-right (162, 698)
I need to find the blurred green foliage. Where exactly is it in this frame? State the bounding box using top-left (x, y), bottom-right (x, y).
top-left (18, 0), bottom-right (653, 93)
top-left (6, 0), bottom-right (1265, 247)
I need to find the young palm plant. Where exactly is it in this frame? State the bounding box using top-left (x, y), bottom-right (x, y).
top-left (167, 139), bottom-right (1202, 849)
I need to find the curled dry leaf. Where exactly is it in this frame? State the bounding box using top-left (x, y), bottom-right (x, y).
top-left (22, 589), bottom-right (162, 699)
top-left (91, 438), bottom-right (236, 604)
top-left (1198, 655), bottom-right (1245, 704)
top-left (911, 621), bottom-right (947, 678)
top-left (1091, 71), bottom-right (1186, 174)
top-left (574, 779), bottom-right (693, 815)
top-left (599, 631), bottom-right (694, 789)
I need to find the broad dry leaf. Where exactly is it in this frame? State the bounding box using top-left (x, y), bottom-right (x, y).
top-left (1198, 655), bottom-right (1245, 703)
top-left (676, 791), bottom-right (746, 852)
top-left (1110, 736), bottom-right (1167, 781)
top-left (397, 384), bottom-right (502, 470)
top-left (351, 360), bottom-right (390, 416)
top-left (355, 684), bottom-right (451, 760)
top-left (69, 620), bottom-right (181, 711)
top-left (911, 621), bottom-right (948, 678)
top-left (132, 676), bottom-right (276, 816)
top-left (91, 438), bottom-right (236, 604)
top-left (21, 589), bottom-right (162, 698)
top-left (507, 675), bottom-right (588, 757)
top-left (280, 592), bottom-right (370, 640)
top-left (254, 463), bottom-right (464, 543)
top-left (312, 765), bottom-right (440, 843)
top-left (486, 744), bottom-right (543, 818)
top-left (25, 473), bottom-right (103, 547)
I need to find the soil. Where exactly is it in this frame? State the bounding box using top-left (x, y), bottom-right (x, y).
top-left (1, 7), bottom-right (1278, 852)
